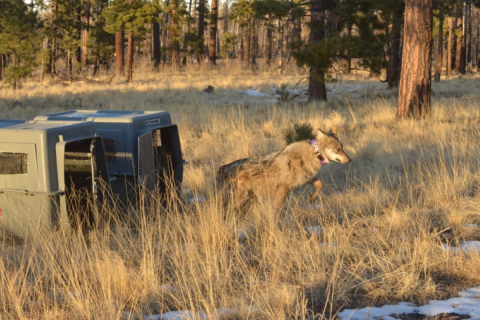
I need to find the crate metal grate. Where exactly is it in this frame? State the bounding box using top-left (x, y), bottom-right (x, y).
top-left (138, 132), bottom-right (156, 192)
top-left (0, 152), bottom-right (28, 174)
top-left (64, 140), bottom-right (93, 173)
top-left (103, 138), bottom-right (117, 161)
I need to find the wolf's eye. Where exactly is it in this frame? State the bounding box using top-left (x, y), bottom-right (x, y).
top-left (337, 148), bottom-right (341, 152)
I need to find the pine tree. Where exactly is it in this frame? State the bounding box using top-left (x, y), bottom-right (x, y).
top-left (88, 0), bottom-right (115, 75)
top-left (103, 0), bottom-right (160, 78)
top-left (230, 0), bottom-right (253, 66)
top-left (397, 0), bottom-right (433, 118)
top-left (251, 0), bottom-right (291, 65)
top-left (0, 0), bottom-right (40, 88)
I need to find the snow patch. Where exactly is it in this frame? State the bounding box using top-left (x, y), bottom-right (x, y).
top-left (242, 89), bottom-right (268, 97)
top-left (338, 286), bottom-right (480, 320)
top-left (188, 196), bottom-right (205, 203)
top-left (442, 241), bottom-right (480, 254)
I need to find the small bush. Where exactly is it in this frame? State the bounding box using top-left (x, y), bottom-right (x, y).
top-left (282, 122), bottom-right (315, 145)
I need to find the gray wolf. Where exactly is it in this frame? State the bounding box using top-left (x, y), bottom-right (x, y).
top-left (217, 127), bottom-right (351, 209)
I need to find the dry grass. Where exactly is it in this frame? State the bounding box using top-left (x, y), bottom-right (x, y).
top-left (1, 64), bottom-right (480, 319)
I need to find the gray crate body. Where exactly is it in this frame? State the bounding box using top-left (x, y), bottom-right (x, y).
top-left (34, 110), bottom-right (184, 205)
top-left (0, 121), bottom-right (104, 237)
top-left (0, 119), bottom-right (26, 128)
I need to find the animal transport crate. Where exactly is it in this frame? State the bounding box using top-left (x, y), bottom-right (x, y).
top-left (0, 119), bottom-right (26, 128)
top-left (34, 110), bottom-right (184, 205)
top-left (0, 121), bottom-right (110, 237)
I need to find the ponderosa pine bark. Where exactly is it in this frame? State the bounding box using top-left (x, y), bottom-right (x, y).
top-left (455, 7), bottom-right (465, 73)
top-left (477, 24), bottom-right (480, 70)
top-left (208, 0), bottom-right (217, 65)
top-left (251, 15), bottom-right (256, 65)
top-left (447, 16), bottom-right (453, 76)
top-left (126, 32), bottom-right (134, 81)
top-left (81, 0), bottom-right (90, 72)
top-left (266, 13), bottom-right (273, 64)
top-left (47, 2), bottom-right (57, 76)
top-left (152, 21), bottom-right (161, 68)
top-left (170, 0), bottom-right (180, 65)
top-left (396, 0), bottom-right (433, 118)
top-left (308, 0), bottom-right (327, 102)
top-left (245, 15), bottom-right (251, 68)
top-left (388, 1), bottom-right (403, 89)
top-left (342, 25), bottom-right (351, 74)
top-left (198, 0), bottom-right (205, 59)
top-left (115, 28), bottom-right (124, 76)
top-left (125, 0), bottom-right (134, 81)
top-left (434, 11), bottom-right (443, 82)
top-left (466, 0), bottom-right (471, 71)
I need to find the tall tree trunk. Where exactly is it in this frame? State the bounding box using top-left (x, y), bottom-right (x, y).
top-left (245, 16), bottom-right (251, 68)
top-left (223, 0), bottom-right (229, 32)
top-left (126, 0), bottom-right (135, 81)
top-left (208, 0), bottom-right (217, 65)
top-left (115, 28), bottom-right (124, 77)
top-left (162, 0), bottom-right (169, 63)
top-left (81, 0), bottom-right (90, 72)
top-left (12, 54), bottom-right (17, 90)
top-left (266, 13), bottom-right (273, 64)
top-left (152, 22), bottom-right (161, 68)
top-left (466, 0), bottom-right (472, 71)
top-left (48, 2), bottom-right (57, 76)
top-left (278, 21), bottom-right (285, 73)
top-left (447, 16), bottom-right (453, 76)
top-left (170, 0), bottom-right (180, 66)
top-left (198, 0), bottom-right (205, 59)
top-left (251, 15), bottom-right (257, 65)
top-left (292, 10), bottom-right (302, 68)
top-left (396, 0), bottom-right (433, 118)
top-left (455, 6), bottom-right (465, 73)
top-left (388, 2), bottom-right (403, 88)
top-left (67, 50), bottom-right (73, 80)
top-left (75, 3), bottom-right (81, 72)
top-left (342, 25), bottom-right (351, 74)
top-left (126, 32), bottom-right (134, 82)
top-left (93, 58), bottom-right (99, 75)
top-left (477, 23), bottom-right (480, 71)
top-left (240, 26), bottom-right (244, 61)
top-left (434, 11), bottom-right (443, 82)
top-left (308, 0), bottom-right (327, 102)
top-left (50, 37), bottom-right (57, 76)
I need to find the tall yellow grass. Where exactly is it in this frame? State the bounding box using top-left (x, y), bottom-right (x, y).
top-left (1, 66), bottom-right (480, 319)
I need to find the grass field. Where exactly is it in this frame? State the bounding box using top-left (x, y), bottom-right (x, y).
top-left (1, 64), bottom-right (480, 319)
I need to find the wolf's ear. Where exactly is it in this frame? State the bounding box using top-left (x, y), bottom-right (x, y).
top-left (330, 126), bottom-right (338, 137)
top-left (317, 129), bottom-right (328, 139)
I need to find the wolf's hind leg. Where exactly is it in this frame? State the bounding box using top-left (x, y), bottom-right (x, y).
top-left (234, 184), bottom-right (249, 209)
top-left (307, 178), bottom-right (323, 203)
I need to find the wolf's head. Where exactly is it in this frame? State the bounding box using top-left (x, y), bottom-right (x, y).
top-left (315, 127), bottom-right (351, 164)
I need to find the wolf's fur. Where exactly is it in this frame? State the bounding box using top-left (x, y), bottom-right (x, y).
top-left (217, 127), bottom-right (351, 209)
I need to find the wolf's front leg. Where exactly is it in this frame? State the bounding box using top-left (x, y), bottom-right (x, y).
top-left (307, 178), bottom-right (323, 203)
top-left (275, 184), bottom-right (290, 208)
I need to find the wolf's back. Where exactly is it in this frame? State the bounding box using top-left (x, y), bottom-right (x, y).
top-left (217, 152), bottom-right (280, 186)
top-left (217, 157), bottom-right (251, 186)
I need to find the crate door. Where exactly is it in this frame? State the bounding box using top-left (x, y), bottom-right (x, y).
top-left (64, 137), bottom-right (109, 229)
top-left (137, 132), bottom-right (156, 193)
top-left (90, 137), bottom-right (110, 204)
